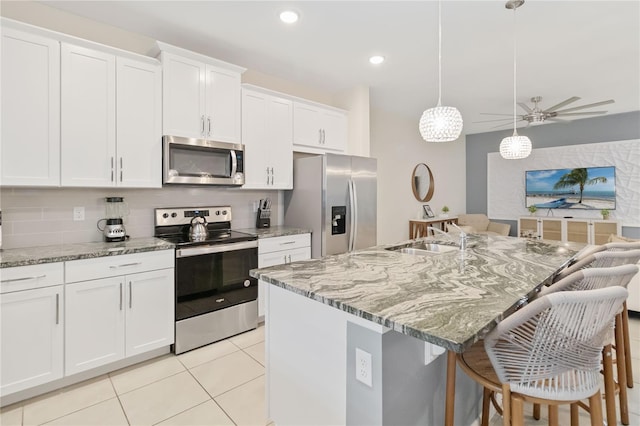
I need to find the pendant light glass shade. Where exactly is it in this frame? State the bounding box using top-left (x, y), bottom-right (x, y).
top-left (500, 131), bottom-right (532, 159)
top-left (419, 105), bottom-right (464, 142)
top-left (419, 0), bottom-right (463, 142)
top-left (500, 0), bottom-right (531, 160)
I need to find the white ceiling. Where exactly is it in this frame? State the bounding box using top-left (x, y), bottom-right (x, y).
top-left (43, 0), bottom-right (640, 135)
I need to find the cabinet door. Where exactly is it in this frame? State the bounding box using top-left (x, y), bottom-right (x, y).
top-left (61, 43), bottom-right (116, 187)
top-left (116, 57), bottom-right (162, 188)
top-left (293, 102), bottom-right (322, 149)
top-left (566, 220), bottom-right (589, 244)
top-left (268, 96), bottom-right (293, 189)
top-left (1, 286), bottom-right (63, 396)
top-left (125, 269), bottom-right (174, 357)
top-left (518, 218), bottom-right (539, 238)
top-left (591, 220), bottom-right (619, 245)
top-left (321, 109), bottom-right (347, 152)
top-left (1, 29), bottom-right (60, 186)
top-left (205, 64), bottom-right (241, 143)
top-left (540, 218), bottom-right (562, 241)
top-left (65, 277), bottom-right (125, 375)
top-left (162, 53), bottom-right (206, 138)
top-left (241, 89), bottom-right (271, 188)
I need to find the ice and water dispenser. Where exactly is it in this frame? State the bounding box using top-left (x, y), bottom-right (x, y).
top-left (331, 206), bottom-right (346, 235)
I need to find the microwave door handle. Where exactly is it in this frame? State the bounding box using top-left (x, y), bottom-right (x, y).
top-left (230, 150), bottom-right (238, 176)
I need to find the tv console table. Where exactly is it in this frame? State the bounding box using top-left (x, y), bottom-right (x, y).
top-left (518, 216), bottom-right (620, 245)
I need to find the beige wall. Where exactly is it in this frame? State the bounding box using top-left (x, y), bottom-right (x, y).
top-left (370, 108), bottom-right (466, 245)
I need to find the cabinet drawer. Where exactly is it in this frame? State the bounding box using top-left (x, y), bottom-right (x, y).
top-left (1, 263), bottom-right (64, 294)
top-left (65, 250), bottom-right (174, 283)
top-left (258, 233), bottom-right (310, 255)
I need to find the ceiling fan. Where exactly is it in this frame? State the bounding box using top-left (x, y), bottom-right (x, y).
top-left (477, 96), bottom-right (615, 128)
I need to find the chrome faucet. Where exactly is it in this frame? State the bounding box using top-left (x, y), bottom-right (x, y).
top-left (446, 223), bottom-right (468, 250)
top-left (425, 226), bottom-right (456, 242)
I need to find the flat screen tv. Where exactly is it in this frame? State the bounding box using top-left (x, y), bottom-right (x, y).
top-left (525, 166), bottom-right (616, 210)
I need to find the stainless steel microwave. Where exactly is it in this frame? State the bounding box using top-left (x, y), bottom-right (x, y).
top-left (163, 136), bottom-right (245, 186)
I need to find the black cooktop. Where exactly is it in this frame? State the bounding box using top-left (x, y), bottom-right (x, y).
top-left (156, 227), bottom-right (256, 247)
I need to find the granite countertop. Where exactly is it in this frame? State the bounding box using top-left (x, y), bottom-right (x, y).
top-left (0, 237), bottom-right (175, 268)
top-left (250, 234), bottom-right (585, 352)
top-left (234, 226), bottom-right (311, 239)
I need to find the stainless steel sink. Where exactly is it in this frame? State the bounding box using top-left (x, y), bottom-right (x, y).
top-left (386, 242), bottom-right (458, 255)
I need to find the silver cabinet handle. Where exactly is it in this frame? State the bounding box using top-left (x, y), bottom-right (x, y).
top-left (208, 116), bottom-right (212, 136)
top-left (129, 281), bottom-right (132, 309)
top-left (1, 274), bottom-right (46, 283)
top-left (119, 282), bottom-right (123, 310)
top-left (55, 293), bottom-right (60, 324)
top-left (280, 241), bottom-right (296, 245)
top-left (270, 167), bottom-right (274, 185)
top-left (201, 115), bottom-right (206, 135)
top-left (318, 129), bottom-right (322, 144)
top-left (284, 255), bottom-right (287, 263)
top-left (322, 129), bottom-right (326, 144)
top-left (266, 167), bottom-right (270, 185)
top-left (109, 262), bottom-right (142, 269)
top-left (120, 157), bottom-right (123, 182)
top-left (111, 157), bottom-right (115, 181)
top-left (288, 255), bottom-right (292, 263)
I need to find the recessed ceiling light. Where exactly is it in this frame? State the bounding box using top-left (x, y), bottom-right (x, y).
top-left (280, 10), bottom-right (299, 24)
top-left (369, 55), bottom-right (385, 65)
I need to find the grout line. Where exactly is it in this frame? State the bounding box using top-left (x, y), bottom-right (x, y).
top-left (107, 375), bottom-right (131, 425)
top-left (182, 368), bottom-right (237, 426)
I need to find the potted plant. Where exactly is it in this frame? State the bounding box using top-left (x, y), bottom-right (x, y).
top-left (601, 208), bottom-right (610, 220)
top-left (441, 206), bottom-right (450, 217)
top-left (528, 205), bottom-right (537, 216)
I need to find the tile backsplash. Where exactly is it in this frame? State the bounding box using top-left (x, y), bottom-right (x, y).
top-left (0, 186), bottom-right (282, 249)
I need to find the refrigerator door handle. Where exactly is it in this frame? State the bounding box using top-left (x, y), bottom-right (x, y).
top-left (348, 179), bottom-right (357, 252)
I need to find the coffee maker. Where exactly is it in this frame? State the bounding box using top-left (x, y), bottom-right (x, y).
top-left (97, 197), bottom-right (128, 242)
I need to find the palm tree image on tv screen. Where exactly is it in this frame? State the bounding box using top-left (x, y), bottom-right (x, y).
top-left (525, 166), bottom-right (616, 210)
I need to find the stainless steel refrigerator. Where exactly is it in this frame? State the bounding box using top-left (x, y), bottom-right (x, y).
top-left (284, 154), bottom-right (377, 258)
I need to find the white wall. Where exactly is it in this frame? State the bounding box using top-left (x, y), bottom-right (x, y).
top-left (370, 109), bottom-right (466, 245)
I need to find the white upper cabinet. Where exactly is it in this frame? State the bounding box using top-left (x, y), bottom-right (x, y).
top-left (61, 43), bottom-right (161, 188)
top-left (116, 57), bottom-right (162, 188)
top-left (293, 101), bottom-right (347, 153)
top-left (160, 47), bottom-right (244, 143)
top-left (61, 43), bottom-right (116, 187)
top-left (241, 86), bottom-right (293, 189)
top-left (1, 28), bottom-right (60, 186)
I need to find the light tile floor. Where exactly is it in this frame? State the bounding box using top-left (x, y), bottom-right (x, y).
top-left (2, 318), bottom-right (639, 426)
top-left (0, 326), bottom-right (269, 426)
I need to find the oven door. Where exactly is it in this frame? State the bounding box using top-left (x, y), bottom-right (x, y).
top-left (175, 240), bottom-right (257, 321)
top-left (163, 135), bottom-right (244, 186)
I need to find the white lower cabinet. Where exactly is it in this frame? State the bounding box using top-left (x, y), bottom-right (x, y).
top-left (518, 217), bottom-right (620, 244)
top-left (257, 234), bottom-right (311, 317)
top-left (65, 252), bottom-right (175, 375)
top-left (1, 285), bottom-right (64, 396)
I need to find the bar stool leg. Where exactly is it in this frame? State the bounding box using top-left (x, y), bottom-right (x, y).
top-left (615, 314), bottom-right (629, 425)
top-left (533, 403), bottom-right (541, 420)
top-left (588, 390), bottom-right (604, 426)
top-left (570, 403), bottom-right (579, 426)
top-left (512, 396), bottom-right (524, 426)
top-left (502, 384), bottom-right (511, 426)
top-left (622, 302), bottom-right (634, 388)
top-left (602, 344), bottom-right (617, 426)
top-left (481, 388), bottom-right (491, 426)
top-left (548, 405), bottom-right (559, 426)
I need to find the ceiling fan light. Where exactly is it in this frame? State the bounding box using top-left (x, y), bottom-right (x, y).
top-left (500, 134), bottom-right (532, 159)
top-left (419, 106), bottom-right (463, 142)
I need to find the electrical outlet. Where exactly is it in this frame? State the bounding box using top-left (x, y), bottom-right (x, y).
top-left (355, 348), bottom-right (372, 387)
top-left (73, 206), bottom-right (85, 221)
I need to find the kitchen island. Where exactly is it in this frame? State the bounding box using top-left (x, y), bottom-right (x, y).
top-left (250, 234), bottom-right (584, 426)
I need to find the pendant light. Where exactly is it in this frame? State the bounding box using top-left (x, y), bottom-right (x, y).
top-left (499, 0), bottom-right (532, 159)
top-left (419, 0), bottom-right (463, 142)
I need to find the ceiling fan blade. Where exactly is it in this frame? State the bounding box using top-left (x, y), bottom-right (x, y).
top-left (517, 102), bottom-right (533, 113)
top-left (555, 99), bottom-right (615, 114)
top-left (473, 118), bottom-right (514, 123)
top-left (479, 113), bottom-right (513, 116)
top-left (545, 118), bottom-right (569, 122)
top-left (544, 96), bottom-right (581, 112)
top-left (490, 122), bottom-right (515, 130)
top-left (555, 111), bottom-right (608, 116)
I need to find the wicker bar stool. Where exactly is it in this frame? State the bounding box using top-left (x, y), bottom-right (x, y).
top-left (538, 264), bottom-right (639, 426)
top-left (554, 248), bottom-right (640, 391)
top-left (459, 286), bottom-right (628, 426)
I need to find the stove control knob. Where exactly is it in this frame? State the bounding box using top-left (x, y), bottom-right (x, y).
top-left (222, 210), bottom-right (228, 215)
top-left (162, 213), bottom-right (169, 219)
top-left (244, 280), bottom-right (250, 288)
top-left (216, 211), bottom-right (220, 216)
top-left (171, 212), bottom-right (177, 218)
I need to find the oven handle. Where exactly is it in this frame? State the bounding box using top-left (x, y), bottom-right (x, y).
top-left (176, 240), bottom-right (258, 258)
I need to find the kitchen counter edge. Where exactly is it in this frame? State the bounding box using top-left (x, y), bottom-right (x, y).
top-left (234, 226), bottom-right (311, 239)
top-left (0, 238), bottom-right (175, 268)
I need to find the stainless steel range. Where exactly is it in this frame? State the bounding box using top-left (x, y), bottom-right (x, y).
top-left (154, 206), bottom-right (258, 354)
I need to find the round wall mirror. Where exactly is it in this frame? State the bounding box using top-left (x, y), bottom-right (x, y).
top-left (412, 163), bottom-right (434, 202)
